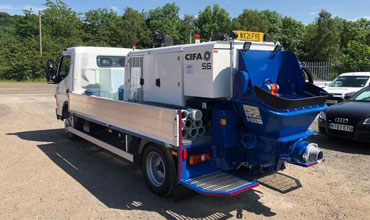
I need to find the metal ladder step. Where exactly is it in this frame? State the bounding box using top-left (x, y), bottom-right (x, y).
top-left (182, 171), bottom-right (259, 196)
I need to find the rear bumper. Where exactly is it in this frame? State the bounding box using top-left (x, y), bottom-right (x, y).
top-left (318, 119), bottom-right (370, 142)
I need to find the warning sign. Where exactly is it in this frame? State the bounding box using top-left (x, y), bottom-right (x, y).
top-left (243, 104), bottom-right (263, 125)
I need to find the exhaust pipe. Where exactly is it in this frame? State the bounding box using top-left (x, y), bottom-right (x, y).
top-left (302, 143), bottom-right (324, 163)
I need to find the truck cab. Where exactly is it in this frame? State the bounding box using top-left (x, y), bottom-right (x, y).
top-left (46, 47), bottom-right (132, 120)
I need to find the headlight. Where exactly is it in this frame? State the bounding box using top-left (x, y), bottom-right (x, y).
top-left (363, 118), bottom-right (370, 125)
top-left (319, 111), bottom-right (326, 120)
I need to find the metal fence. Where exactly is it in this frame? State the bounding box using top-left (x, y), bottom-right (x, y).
top-left (304, 61), bottom-right (335, 81)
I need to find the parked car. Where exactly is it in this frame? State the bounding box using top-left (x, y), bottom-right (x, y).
top-left (324, 72), bottom-right (370, 105)
top-left (318, 86), bottom-right (370, 142)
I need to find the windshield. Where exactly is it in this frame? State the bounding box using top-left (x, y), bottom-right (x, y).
top-left (350, 86), bottom-right (370, 102)
top-left (330, 76), bottom-right (369, 88)
top-left (97, 56), bottom-right (125, 67)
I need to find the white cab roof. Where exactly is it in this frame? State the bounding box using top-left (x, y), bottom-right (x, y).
top-left (63, 46), bottom-right (132, 56)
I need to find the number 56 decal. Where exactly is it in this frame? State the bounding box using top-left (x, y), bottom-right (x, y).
top-left (202, 63), bottom-right (211, 70)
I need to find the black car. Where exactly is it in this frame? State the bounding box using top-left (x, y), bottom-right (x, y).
top-left (318, 86), bottom-right (370, 142)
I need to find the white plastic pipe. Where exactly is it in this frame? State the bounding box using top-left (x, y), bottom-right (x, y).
top-left (185, 119), bottom-right (193, 129)
top-left (187, 108), bottom-right (202, 121)
top-left (189, 127), bottom-right (199, 139)
top-left (181, 110), bottom-right (188, 121)
top-left (198, 126), bottom-right (206, 137)
top-left (193, 119), bottom-right (203, 128)
top-left (182, 128), bottom-right (189, 139)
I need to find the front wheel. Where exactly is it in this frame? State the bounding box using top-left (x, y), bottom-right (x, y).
top-left (142, 144), bottom-right (176, 197)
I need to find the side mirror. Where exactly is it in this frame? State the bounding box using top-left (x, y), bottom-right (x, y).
top-left (46, 59), bottom-right (56, 84)
top-left (344, 92), bottom-right (355, 101)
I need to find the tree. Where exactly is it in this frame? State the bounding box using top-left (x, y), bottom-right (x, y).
top-left (334, 41), bottom-right (370, 72)
top-left (232, 9), bottom-right (268, 33)
top-left (197, 4), bottom-right (231, 41)
top-left (42, 0), bottom-right (84, 49)
top-left (0, 13), bottom-right (20, 38)
top-left (83, 9), bottom-right (121, 46)
top-left (260, 10), bottom-right (282, 41)
top-left (334, 17), bottom-right (369, 53)
top-left (278, 16), bottom-right (305, 54)
top-left (301, 10), bottom-right (341, 61)
top-left (117, 7), bottom-right (151, 48)
top-left (147, 3), bottom-right (181, 41)
top-left (14, 10), bottom-right (39, 39)
top-left (179, 14), bottom-right (196, 44)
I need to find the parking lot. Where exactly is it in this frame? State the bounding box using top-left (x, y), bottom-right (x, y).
top-left (0, 82), bottom-right (369, 220)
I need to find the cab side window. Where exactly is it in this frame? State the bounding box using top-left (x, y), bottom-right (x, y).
top-left (58, 56), bottom-right (71, 80)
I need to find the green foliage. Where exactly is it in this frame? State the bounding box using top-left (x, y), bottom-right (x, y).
top-left (334, 41), bottom-right (370, 72)
top-left (83, 9), bottom-right (121, 46)
top-left (260, 10), bottom-right (282, 41)
top-left (0, 1), bottom-right (369, 81)
top-left (278, 17), bottom-right (305, 53)
top-left (117, 7), bottom-right (151, 48)
top-left (302, 10), bottom-right (341, 61)
top-left (0, 36), bottom-right (41, 81)
top-left (232, 9), bottom-right (268, 33)
top-left (179, 15), bottom-right (196, 44)
top-left (196, 4), bottom-right (231, 41)
top-left (147, 3), bottom-right (181, 40)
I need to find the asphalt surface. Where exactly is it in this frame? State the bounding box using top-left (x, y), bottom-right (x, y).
top-left (0, 82), bottom-right (369, 220)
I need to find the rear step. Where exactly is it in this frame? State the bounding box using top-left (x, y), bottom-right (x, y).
top-left (181, 171), bottom-right (259, 196)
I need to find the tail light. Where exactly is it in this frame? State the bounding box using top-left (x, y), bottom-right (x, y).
top-left (189, 152), bottom-right (210, 165)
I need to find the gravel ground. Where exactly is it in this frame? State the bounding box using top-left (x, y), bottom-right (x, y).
top-left (0, 82), bottom-right (369, 220)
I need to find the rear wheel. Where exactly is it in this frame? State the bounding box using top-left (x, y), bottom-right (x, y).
top-left (142, 144), bottom-right (176, 197)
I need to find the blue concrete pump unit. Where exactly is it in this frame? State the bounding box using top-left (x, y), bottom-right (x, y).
top-left (213, 49), bottom-right (327, 172)
top-left (180, 46), bottom-right (327, 196)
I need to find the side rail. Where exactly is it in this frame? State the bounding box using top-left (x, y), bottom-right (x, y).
top-left (69, 93), bottom-right (180, 146)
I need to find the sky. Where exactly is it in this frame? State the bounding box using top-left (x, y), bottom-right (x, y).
top-left (0, 0), bottom-right (369, 24)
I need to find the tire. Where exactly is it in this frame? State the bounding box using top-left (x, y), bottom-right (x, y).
top-left (142, 144), bottom-right (176, 197)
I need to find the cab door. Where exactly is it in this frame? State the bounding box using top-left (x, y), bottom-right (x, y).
top-left (56, 55), bottom-right (73, 118)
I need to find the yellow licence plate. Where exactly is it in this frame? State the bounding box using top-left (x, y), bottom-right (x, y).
top-left (236, 30), bottom-right (264, 42)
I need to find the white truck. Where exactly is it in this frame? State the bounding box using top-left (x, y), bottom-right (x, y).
top-left (47, 35), bottom-right (325, 198)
